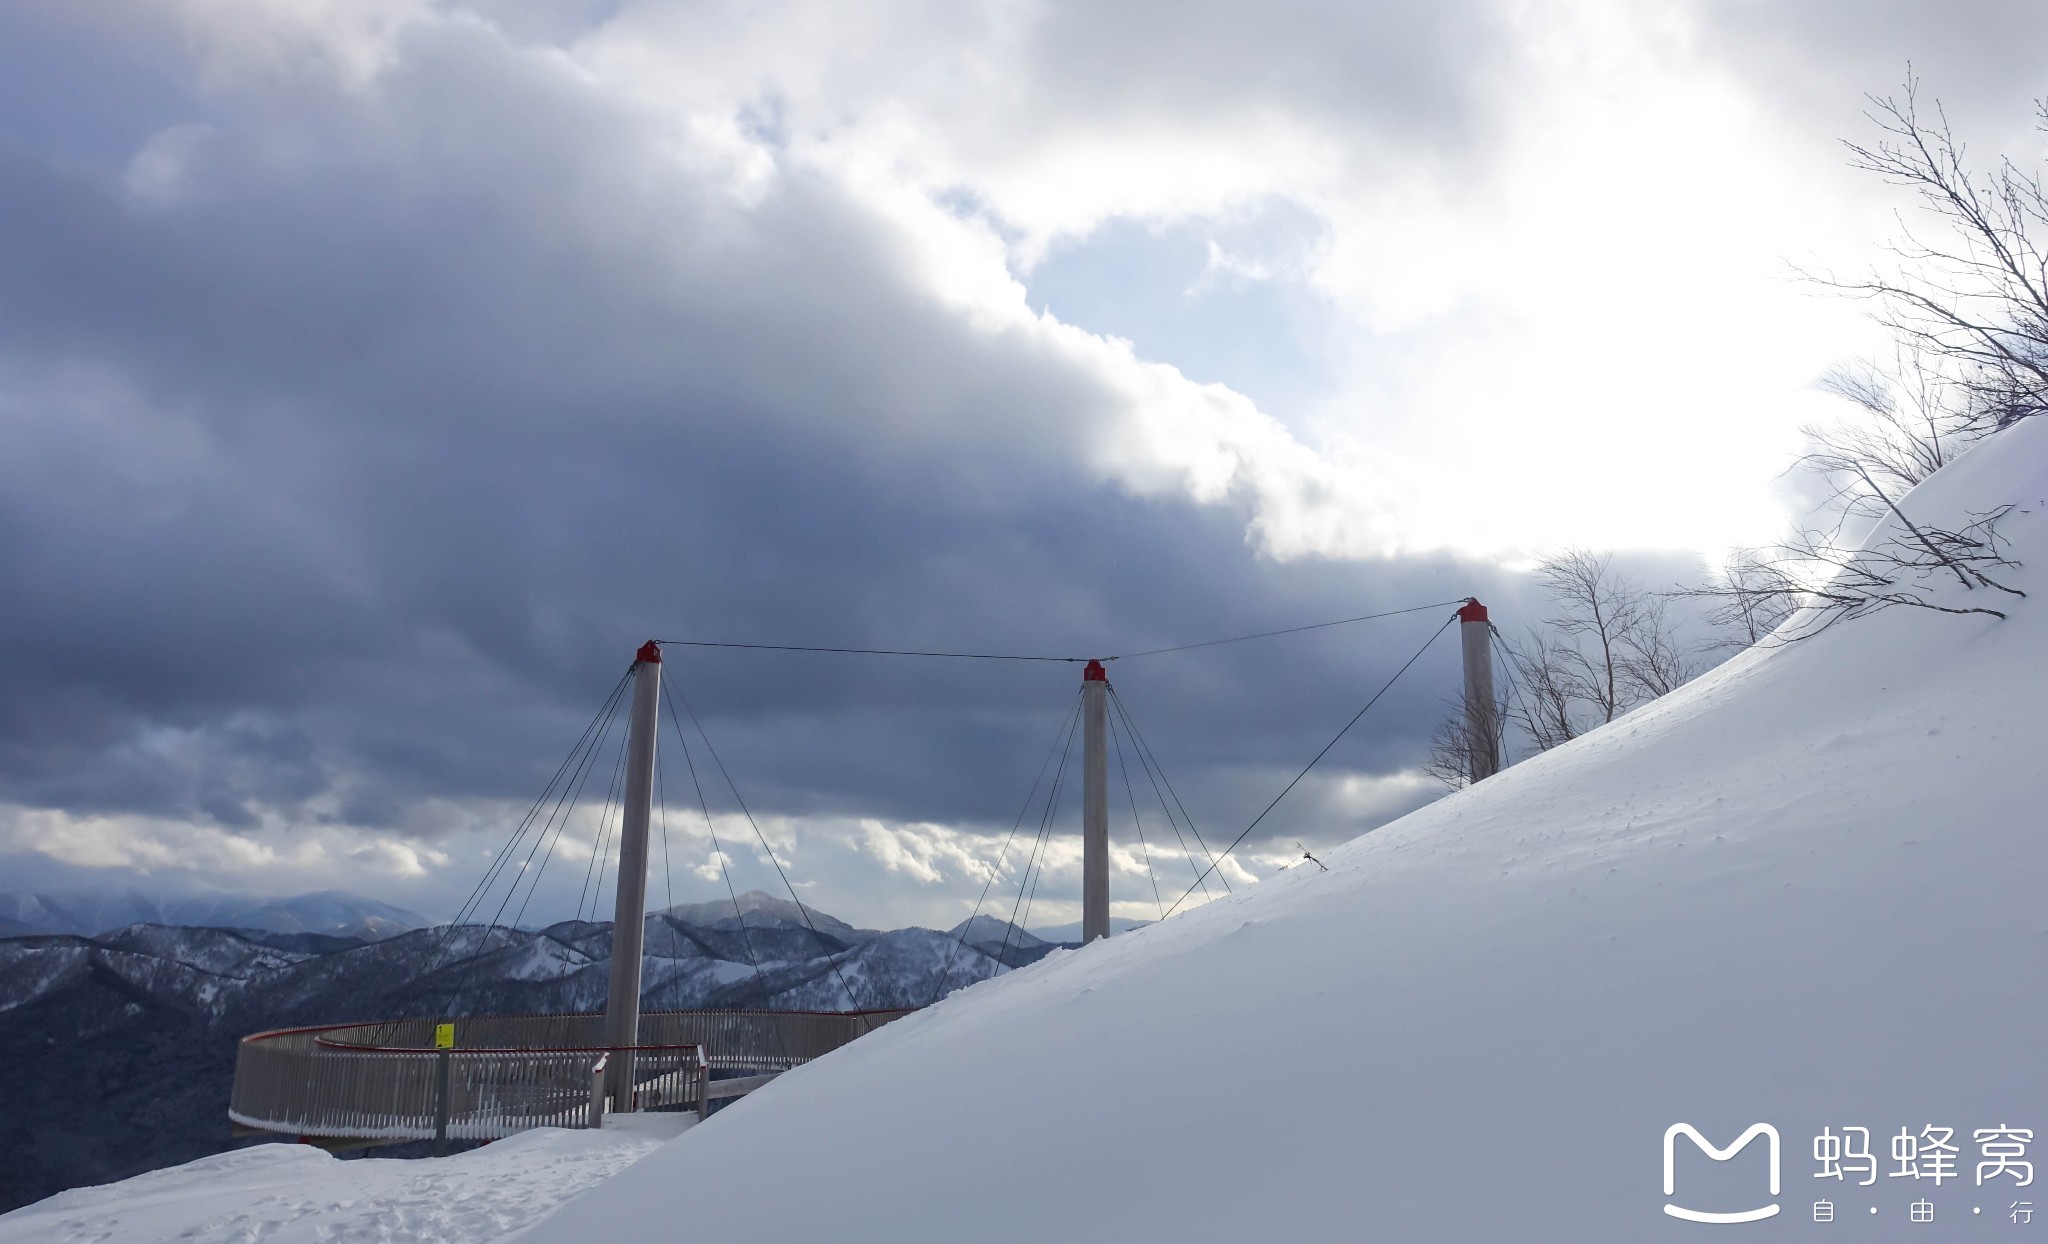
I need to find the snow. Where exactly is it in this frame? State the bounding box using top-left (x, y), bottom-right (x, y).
top-left (658, 890), bottom-right (875, 942)
top-left (1028, 915), bottom-right (1151, 942)
top-left (0, 889), bottom-right (424, 940)
top-left (0, 1115), bottom-right (691, 1244)
top-left (0, 940), bottom-right (262, 1018)
top-left (0, 942), bottom-right (90, 1014)
top-left (13, 423), bottom-right (2044, 1242)
top-left (949, 913), bottom-right (1047, 947)
top-left (495, 936), bottom-right (594, 982)
top-left (509, 420), bottom-right (2048, 1241)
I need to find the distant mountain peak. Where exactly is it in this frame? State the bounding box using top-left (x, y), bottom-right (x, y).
top-left (656, 890), bottom-right (871, 941)
top-left (946, 913), bottom-right (1047, 948)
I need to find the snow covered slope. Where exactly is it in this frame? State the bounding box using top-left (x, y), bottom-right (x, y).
top-left (0, 1123), bottom-right (692, 1244)
top-left (528, 420), bottom-right (2048, 1242)
top-left (0, 1116), bottom-right (689, 1244)
top-left (1028, 915), bottom-right (1152, 942)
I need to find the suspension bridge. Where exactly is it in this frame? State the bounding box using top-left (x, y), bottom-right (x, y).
top-left (229, 597), bottom-right (1513, 1149)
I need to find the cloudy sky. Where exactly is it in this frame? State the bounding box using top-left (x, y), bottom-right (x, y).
top-left (1, 0), bottom-right (2042, 931)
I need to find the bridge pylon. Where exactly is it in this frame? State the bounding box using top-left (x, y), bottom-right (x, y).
top-left (602, 640), bottom-right (664, 1107)
top-left (1458, 601), bottom-right (1500, 784)
top-left (1081, 659), bottom-right (1109, 943)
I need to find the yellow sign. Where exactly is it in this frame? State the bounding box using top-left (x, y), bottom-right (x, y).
top-left (434, 1023), bottom-right (455, 1050)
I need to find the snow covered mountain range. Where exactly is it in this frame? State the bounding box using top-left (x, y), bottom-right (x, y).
top-left (0, 891), bottom-right (1057, 1213)
top-left (0, 889), bottom-right (427, 942)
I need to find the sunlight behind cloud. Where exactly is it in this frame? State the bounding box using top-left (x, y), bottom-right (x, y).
top-left (560, 0), bottom-right (1913, 561)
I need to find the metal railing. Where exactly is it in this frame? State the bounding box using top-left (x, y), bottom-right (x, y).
top-left (229, 1007), bottom-right (911, 1142)
top-left (312, 1008), bottom-right (910, 1071)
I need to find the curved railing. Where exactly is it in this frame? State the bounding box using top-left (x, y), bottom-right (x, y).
top-left (312, 1008), bottom-right (910, 1071)
top-left (229, 1007), bottom-right (912, 1142)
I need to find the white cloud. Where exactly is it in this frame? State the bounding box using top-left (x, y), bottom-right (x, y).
top-left (1319, 768), bottom-right (1443, 824)
top-left (691, 849), bottom-right (734, 885)
top-left (161, 0), bottom-right (429, 90)
top-left (93, 0), bottom-right (2011, 565)
top-left (551, 0), bottom-right (1954, 558)
top-left (857, 819), bottom-right (942, 884)
top-left (343, 836), bottom-right (440, 878)
top-left (82, 0), bottom-right (1965, 562)
top-left (124, 125), bottom-right (216, 208)
top-left (0, 803), bottom-right (449, 888)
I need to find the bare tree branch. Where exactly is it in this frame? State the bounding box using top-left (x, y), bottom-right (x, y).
top-left (1615, 596), bottom-right (1699, 701)
top-left (1673, 506), bottom-right (2023, 642)
top-left (1692, 549), bottom-right (1800, 651)
top-left (1500, 629), bottom-right (1585, 754)
top-left (1805, 76), bottom-right (2048, 432)
top-left (1534, 549), bottom-right (1643, 726)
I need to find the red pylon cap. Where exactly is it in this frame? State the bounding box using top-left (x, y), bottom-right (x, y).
top-left (1083, 659), bottom-right (1107, 681)
top-left (1457, 599), bottom-right (1488, 623)
top-left (636, 640), bottom-right (663, 664)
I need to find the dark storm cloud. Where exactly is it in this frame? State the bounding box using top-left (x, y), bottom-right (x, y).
top-left (0, 2), bottom-right (192, 168)
top-left (0, 7), bottom-right (1542, 877)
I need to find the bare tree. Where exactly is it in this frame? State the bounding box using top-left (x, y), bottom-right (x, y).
top-left (1678, 79), bottom-right (2039, 653)
top-left (1423, 715), bottom-right (1471, 791)
top-left (1501, 628), bottom-right (1586, 753)
top-left (1533, 549), bottom-right (1644, 726)
top-left (1494, 551), bottom-right (1707, 756)
top-left (1680, 390), bottom-right (2025, 647)
top-left (1615, 596), bottom-right (1699, 700)
top-left (1423, 688), bottom-right (1508, 791)
top-left (1675, 507), bottom-right (2023, 641)
top-left (1813, 78), bottom-right (2048, 433)
top-left (1696, 548), bottom-right (1800, 651)
top-left (1807, 349), bottom-right (1978, 510)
